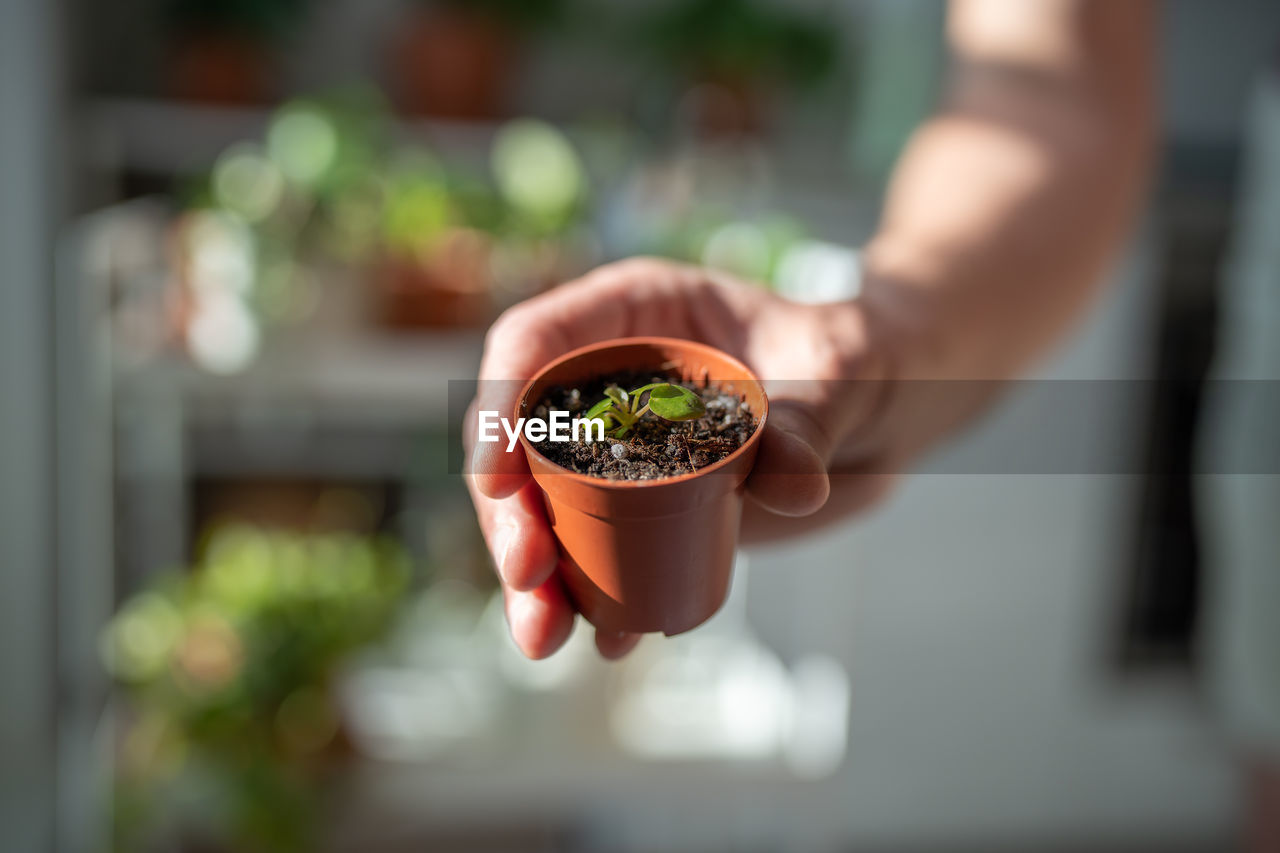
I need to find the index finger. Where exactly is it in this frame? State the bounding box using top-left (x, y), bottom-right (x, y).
top-left (467, 309), bottom-right (572, 499)
top-left (468, 264), bottom-right (652, 497)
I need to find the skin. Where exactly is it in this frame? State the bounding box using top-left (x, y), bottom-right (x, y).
top-left (465, 0), bottom-right (1157, 660)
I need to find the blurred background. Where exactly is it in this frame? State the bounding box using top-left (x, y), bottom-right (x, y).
top-left (3, 0), bottom-right (1280, 850)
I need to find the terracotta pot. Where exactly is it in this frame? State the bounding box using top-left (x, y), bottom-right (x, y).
top-left (681, 75), bottom-right (776, 139)
top-left (169, 30), bottom-right (273, 105)
top-left (375, 231), bottom-right (494, 330)
top-left (391, 6), bottom-right (516, 119)
top-left (517, 338), bottom-right (769, 635)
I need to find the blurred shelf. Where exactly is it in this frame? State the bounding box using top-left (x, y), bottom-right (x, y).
top-left (111, 328), bottom-right (482, 580)
top-left (82, 97), bottom-right (501, 176)
top-left (79, 97), bottom-right (877, 244)
top-left (115, 327), bottom-right (485, 429)
top-left (330, 755), bottom-right (811, 850)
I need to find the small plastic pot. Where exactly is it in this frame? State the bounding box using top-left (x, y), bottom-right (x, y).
top-left (517, 337), bottom-right (768, 636)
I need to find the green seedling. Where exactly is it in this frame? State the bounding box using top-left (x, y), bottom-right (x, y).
top-left (583, 382), bottom-right (706, 439)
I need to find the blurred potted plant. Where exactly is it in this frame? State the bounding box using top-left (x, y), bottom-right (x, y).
top-left (173, 89), bottom-right (400, 364)
top-left (391, 0), bottom-right (565, 118)
top-left (374, 118), bottom-right (591, 329)
top-left (375, 154), bottom-right (498, 329)
top-left (104, 525), bottom-right (411, 852)
top-left (486, 118), bottom-right (592, 301)
top-left (636, 0), bottom-right (840, 136)
top-left (165, 0), bottom-right (311, 104)
top-left (174, 90), bottom-right (594, 344)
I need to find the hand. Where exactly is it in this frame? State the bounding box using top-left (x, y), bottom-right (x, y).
top-left (465, 258), bottom-right (899, 660)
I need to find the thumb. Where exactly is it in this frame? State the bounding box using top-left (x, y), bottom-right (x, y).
top-left (745, 402), bottom-right (831, 517)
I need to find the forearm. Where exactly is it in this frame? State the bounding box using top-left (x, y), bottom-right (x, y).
top-left (816, 0), bottom-right (1158, 474)
top-left (863, 0), bottom-right (1156, 384)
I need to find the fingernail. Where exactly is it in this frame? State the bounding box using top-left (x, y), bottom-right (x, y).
top-left (503, 591), bottom-right (540, 659)
top-left (492, 524), bottom-right (516, 584)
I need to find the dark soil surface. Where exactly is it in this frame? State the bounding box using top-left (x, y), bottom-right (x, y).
top-left (533, 370), bottom-right (758, 480)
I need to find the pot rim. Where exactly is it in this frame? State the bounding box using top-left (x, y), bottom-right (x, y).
top-left (516, 336), bottom-right (769, 490)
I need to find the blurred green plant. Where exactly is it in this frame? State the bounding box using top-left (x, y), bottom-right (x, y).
top-left (104, 525), bottom-right (411, 852)
top-left (379, 154), bottom-right (453, 258)
top-left (698, 212), bottom-right (806, 285)
top-left (627, 203), bottom-right (807, 289)
top-left (491, 118), bottom-right (588, 238)
top-left (179, 81), bottom-right (827, 353)
top-left (182, 87), bottom-right (592, 333)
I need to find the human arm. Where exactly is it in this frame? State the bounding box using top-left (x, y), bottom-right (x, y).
top-left (466, 0), bottom-right (1157, 656)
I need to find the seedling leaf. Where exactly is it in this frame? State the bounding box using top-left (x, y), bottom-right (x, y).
top-left (584, 398), bottom-right (616, 420)
top-left (582, 379), bottom-right (705, 444)
top-left (645, 384), bottom-right (706, 421)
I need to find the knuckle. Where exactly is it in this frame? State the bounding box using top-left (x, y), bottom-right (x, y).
top-left (602, 256), bottom-right (666, 277)
top-left (596, 256), bottom-right (690, 288)
top-left (483, 303), bottom-right (544, 359)
top-left (810, 337), bottom-right (846, 381)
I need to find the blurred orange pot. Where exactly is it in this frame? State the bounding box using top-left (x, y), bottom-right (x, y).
top-left (376, 229), bottom-right (494, 330)
top-left (517, 338), bottom-right (768, 636)
top-left (391, 5), bottom-right (515, 118)
top-left (684, 75), bottom-right (776, 139)
top-left (169, 31), bottom-right (272, 104)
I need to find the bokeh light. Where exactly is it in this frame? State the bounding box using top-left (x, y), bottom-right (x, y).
top-left (212, 143), bottom-right (286, 224)
top-left (267, 103), bottom-right (340, 187)
top-left (491, 118), bottom-right (586, 230)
